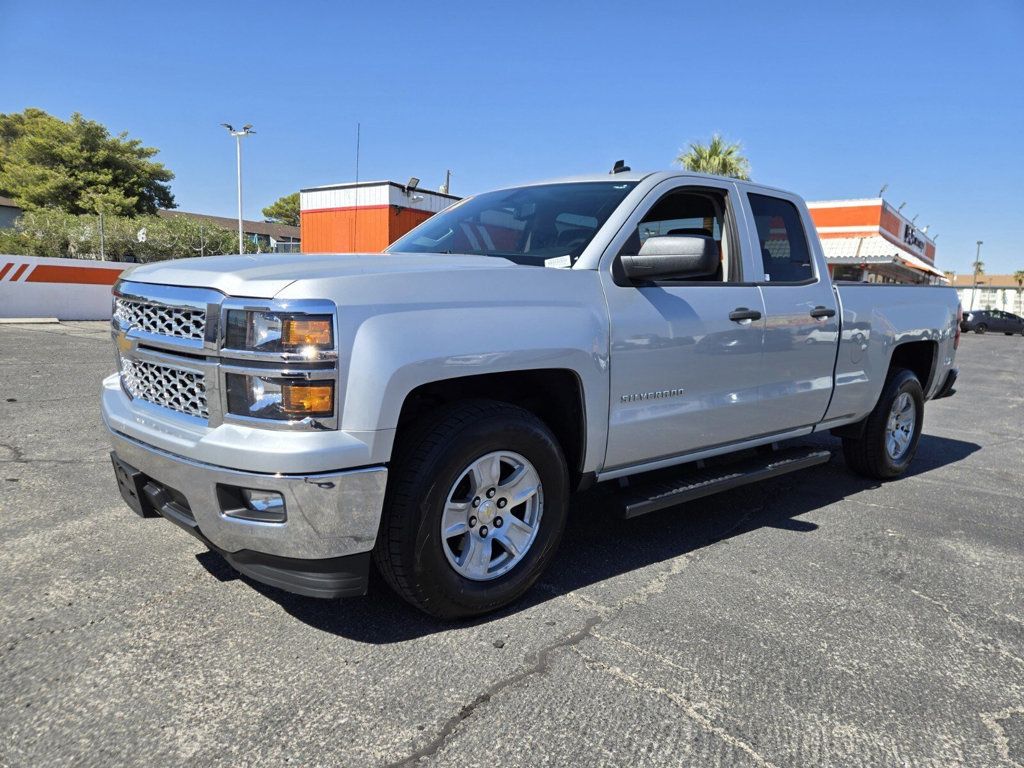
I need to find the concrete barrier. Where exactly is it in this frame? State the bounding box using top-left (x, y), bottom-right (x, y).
top-left (0, 255), bottom-right (129, 320)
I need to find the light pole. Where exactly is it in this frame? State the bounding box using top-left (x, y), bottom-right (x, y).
top-left (970, 240), bottom-right (983, 311)
top-left (221, 123), bottom-right (255, 254)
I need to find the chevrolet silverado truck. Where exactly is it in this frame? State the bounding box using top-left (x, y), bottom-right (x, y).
top-left (103, 171), bottom-right (960, 618)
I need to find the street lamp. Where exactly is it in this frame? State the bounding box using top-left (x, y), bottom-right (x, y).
top-left (970, 240), bottom-right (983, 312)
top-left (221, 123), bottom-right (255, 254)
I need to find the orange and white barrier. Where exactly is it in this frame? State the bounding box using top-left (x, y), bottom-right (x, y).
top-left (0, 255), bottom-right (129, 320)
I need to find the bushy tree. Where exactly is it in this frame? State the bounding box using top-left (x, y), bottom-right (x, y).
top-left (0, 210), bottom-right (257, 261)
top-left (0, 108), bottom-right (175, 215)
top-left (262, 192), bottom-right (299, 226)
top-left (676, 133), bottom-right (751, 180)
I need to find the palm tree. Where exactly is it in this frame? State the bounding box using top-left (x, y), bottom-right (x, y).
top-left (677, 134), bottom-right (751, 180)
top-left (1014, 270), bottom-right (1024, 313)
top-left (943, 270), bottom-right (955, 285)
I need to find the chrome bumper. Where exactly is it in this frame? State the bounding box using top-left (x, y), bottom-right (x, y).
top-left (107, 427), bottom-right (387, 560)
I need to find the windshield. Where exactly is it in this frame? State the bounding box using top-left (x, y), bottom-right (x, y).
top-left (387, 181), bottom-right (637, 266)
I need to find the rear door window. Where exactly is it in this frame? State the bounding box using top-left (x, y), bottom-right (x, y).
top-left (748, 193), bottom-right (814, 283)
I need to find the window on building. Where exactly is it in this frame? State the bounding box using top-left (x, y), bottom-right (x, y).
top-left (748, 193), bottom-right (814, 283)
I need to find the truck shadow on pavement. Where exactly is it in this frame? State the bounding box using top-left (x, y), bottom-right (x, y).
top-left (194, 433), bottom-right (980, 643)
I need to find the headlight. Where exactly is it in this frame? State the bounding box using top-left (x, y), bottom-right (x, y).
top-left (225, 310), bottom-right (334, 355)
top-left (226, 373), bottom-right (335, 421)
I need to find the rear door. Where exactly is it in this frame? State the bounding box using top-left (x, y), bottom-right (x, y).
top-left (740, 190), bottom-right (840, 434)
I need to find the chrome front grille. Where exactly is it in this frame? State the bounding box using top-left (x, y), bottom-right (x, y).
top-left (120, 358), bottom-right (209, 419)
top-left (114, 297), bottom-right (206, 342)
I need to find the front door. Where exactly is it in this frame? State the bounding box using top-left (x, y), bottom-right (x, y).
top-left (601, 181), bottom-right (768, 470)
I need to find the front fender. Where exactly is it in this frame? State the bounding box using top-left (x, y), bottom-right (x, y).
top-left (341, 301), bottom-right (609, 471)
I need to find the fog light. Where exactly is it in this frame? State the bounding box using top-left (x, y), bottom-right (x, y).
top-left (219, 486), bottom-right (286, 523)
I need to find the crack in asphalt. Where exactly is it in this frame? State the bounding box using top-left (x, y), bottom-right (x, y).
top-left (0, 441), bottom-right (107, 466)
top-left (573, 650), bottom-right (782, 768)
top-left (384, 497), bottom-right (776, 767)
top-left (384, 613), bottom-right (605, 768)
top-left (909, 588), bottom-right (1024, 670)
top-left (980, 707), bottom-right (1024, 767)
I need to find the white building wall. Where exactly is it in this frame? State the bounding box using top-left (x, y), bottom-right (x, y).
top-left (301, 182), bottom-right (457, 214)
top-left (956, 287), bottom-right (1024, 314)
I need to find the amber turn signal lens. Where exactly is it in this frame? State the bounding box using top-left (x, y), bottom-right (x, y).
top-left (282, 317), bottom-right (332, 347)
top-left (281, 383), bottom-right (334, 416)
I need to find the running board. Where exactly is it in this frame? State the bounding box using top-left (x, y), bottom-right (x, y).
top-left (618, 446), bottom-right (832, 519)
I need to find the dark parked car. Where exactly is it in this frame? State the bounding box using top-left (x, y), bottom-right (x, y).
top-left (961, 309), bottom-right (1024, 335)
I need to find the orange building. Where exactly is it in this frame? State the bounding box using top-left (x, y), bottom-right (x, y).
top-left (807, 198), bottom-right (944, 283)
top-left (300, 180), bottom-right (459, 253)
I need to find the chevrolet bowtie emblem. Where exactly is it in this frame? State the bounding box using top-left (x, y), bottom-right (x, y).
top-left (116, 331), bottom-right (132, 354)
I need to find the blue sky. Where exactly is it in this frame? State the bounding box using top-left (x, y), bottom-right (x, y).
top-left (2, 0), bottom-right (1022, 274)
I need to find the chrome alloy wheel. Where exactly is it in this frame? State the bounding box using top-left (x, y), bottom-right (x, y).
top-left (440, 451), bottom-right (544, 581)
top-left (885, 392), bottom-right (916, 461)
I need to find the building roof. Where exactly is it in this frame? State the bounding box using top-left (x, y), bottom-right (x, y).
top-left (949, 273), bottom-right (1024, 288)
top-left (301, 180), bottom-right (461, 201)
top-left (157, 209), bottom-right (299, 239)
top-left (821, 235), bottom-right (944, 278)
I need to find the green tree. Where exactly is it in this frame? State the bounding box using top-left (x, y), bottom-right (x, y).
top-left (0, 108), bottom-right (175, 216)
top-left (262, 192), bottom-right (300, 227)
top-left (676, 133), bottom-right (751, 180)
top-left (0, 209), bottom-right (256, 261)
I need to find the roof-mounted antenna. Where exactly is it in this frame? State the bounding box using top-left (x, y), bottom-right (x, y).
top-left (610, 160), bottom-right (630, 174)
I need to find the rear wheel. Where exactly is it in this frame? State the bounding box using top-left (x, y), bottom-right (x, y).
top-left (374, 400), bottom-right (569, 618)
top-left (842, 369), bottom-right (924, 480)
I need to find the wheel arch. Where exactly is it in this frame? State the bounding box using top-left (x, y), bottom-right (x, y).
top-left (887, 339), bottom-right (938, 393)
top-left (393, 369), bottom-right (590, 488)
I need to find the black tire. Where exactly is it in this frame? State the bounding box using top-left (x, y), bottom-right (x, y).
top-left (1004, 332), bottom-right (1013, 336)
top-left (374, 400), bottom-right (569, 618)
top-left (976, 324), bottom-right (987, 334)
top-left (842, 369), bottom-right (924, 480)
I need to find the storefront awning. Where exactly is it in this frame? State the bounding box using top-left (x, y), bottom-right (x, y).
top-left (821, 235), bottom-right (944, 278)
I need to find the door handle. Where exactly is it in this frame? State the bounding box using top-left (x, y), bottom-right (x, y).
top-left (729, 307), bottom-right (762, 322)
top-left (809, 306), bottom-right (836, 319)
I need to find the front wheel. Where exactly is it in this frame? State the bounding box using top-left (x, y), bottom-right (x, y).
top-left (975, 324), bottom-right (988, 334)
top-left (842, 369), bottom-right (924, 480)
top-left (374, 400), bottom-right (569, 618)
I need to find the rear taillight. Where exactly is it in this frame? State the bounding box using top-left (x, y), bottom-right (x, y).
top-left (955, 303), bottom-right (962, 349)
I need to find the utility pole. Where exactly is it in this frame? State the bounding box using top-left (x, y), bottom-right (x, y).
top-left (221, 123), bottom-right (255, 254)
top-left (98, 209), bottom-right (106, 261)
top-left (970, 240), bottom-right (983, 311)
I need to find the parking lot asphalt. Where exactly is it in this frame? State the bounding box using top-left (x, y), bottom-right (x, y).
top-left (1, 321), bottom-right (1022, 767)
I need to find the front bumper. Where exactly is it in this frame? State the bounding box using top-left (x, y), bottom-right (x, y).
top-left (114, 451), bottom-right (371, 598)
top-left (108, 426), bottom-right (387, 564)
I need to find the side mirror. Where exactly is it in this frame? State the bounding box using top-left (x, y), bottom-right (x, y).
top-left (621, 235), bottom-right (720, 281)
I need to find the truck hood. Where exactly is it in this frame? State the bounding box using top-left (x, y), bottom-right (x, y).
top-left (122, 252), bottom-right (516, 298)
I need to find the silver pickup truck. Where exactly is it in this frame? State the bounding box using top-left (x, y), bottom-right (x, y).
top-left (103, 171), bottom-right (960, 617)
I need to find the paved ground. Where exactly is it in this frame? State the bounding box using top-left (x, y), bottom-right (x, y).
top-left (0, 322), bottom-right (1021, 768)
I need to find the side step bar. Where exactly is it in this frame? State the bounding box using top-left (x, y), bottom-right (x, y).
top-left (618, 446), bottom-right (832, 519)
